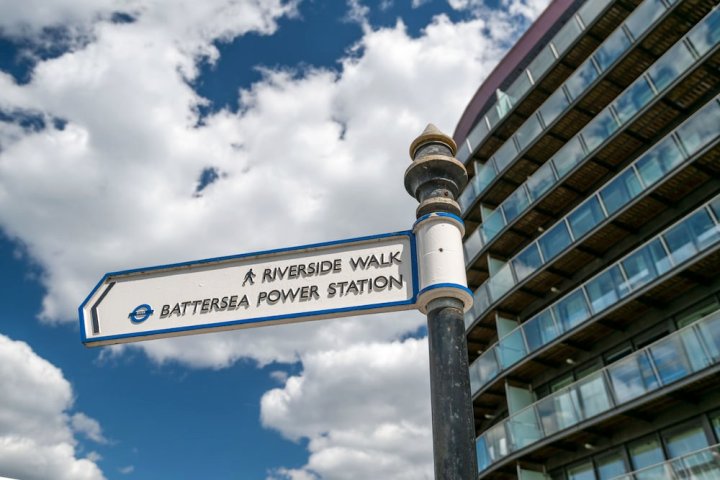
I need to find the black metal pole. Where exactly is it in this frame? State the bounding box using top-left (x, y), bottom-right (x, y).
top-left (405, 125), bottom-right (477, 479)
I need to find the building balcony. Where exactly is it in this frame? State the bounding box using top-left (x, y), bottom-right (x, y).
top-left (456, 0), bottom-right (627, 165)
top-left (475, 307), bottom-right (720, 476)
top-left (610, 443), bottom-right (720, 479)
top-left (462, 5), bottom-right (720, 289)
top-left (464, 95), bottom-right (720, 341)
top-left (458, 0), bottom-right (705, 217)
top-left (468, 194), bottom-right (720, 402)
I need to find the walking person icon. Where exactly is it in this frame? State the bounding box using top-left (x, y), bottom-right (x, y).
top-left (242, 268), bottom-right (256, 286)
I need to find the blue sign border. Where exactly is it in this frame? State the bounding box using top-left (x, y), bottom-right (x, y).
top-left (79, 231), bottom-right (418, 346)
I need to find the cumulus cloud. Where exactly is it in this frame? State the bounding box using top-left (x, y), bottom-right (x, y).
top-left (71, 412), bottom-right (109, 445)
top-left (262, 338), bottom-right (432, 479)
top-left (0, 334), bottom-right (105, 480)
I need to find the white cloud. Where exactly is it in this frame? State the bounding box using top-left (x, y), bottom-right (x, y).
top-left (119, 465), bottom-right (135, 474)
top-left (0, 334), bottom-right (105, 480)
top-left (262, 338), bottom-right (432, 479)
top-left (71, 412), bottom-right (109, 444)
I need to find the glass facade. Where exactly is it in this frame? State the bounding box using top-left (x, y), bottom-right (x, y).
top-left (457, 0), bottom-right (688, 214)
top-left (464, 97), bottom-right (720, 328)
top-left (468, 196), bottom-right (720, 395)
top-left (461, 1), bottom-right (720, 478)
top-left (461, 6), bottom-right (720, 265)
top-left (475, 310), bottom-right (720, 472)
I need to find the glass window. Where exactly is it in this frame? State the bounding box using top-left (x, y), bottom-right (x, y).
top-left (553, 16), bottom-right (583, 55)
top-left (485, 422), bottom-right (509, 461)
top-left (575, 372), bottom-right (612, 419)
top-left (600, 168), bottom-right (643, 216)
top-left (527, 161), bottom-right (557, 201)
top-left (487, 262), bottom-right (516, 301)
top-left (620, 239), bottom-right (672, 291)
top-left (697, 314), bottom-right (720, 361)
top-left (498, 329), bottom-right (527, 369)
top-left (464, 227), bottom-right (483, 264)
top-left (596, 450), bottom-right (627, 480)
top-left (472, 349), bottom-right (500, 389)
top-left (712, 196), bottom-right (720, 222)
top-left (515, 114), bottom-right (543, 151)
top-left (507, 407), bottom-right (543, 449)
top-left (502, 185), bottom-right (531, 223)
top-left (676, 297), bottom-right (720, 328)
top-left (467, 285), bottom-right (490, 329)
top-left (467, 118), bottom-right (490, 152)
top-left (507, 71), bottom-right (533, 103)
top-left (476, 436), bottom-right (490, 471)
top-left (614, 77), bottom-right (655, 125)
top-left (553, 136), bottom-right (585, 177)
top-left (605, 342), bottom-right (633, 364)
top-left (539, 88), bottom-right (570, 126)
top-left (538, 388), bottom-right (580, 435)
top-left (513, 243), bottom-right (543, 282)
top-left (523, 310), bottom-right (558, 352)
top-left (629, 436), bottom-right (665, 470)
top-left (663, 209), bottom-right (719, 264)
top-left (493, 140), bottom-right (518, 173)
top-left (577, 0), bottom-right (612, 27)
top-left (582, 109), bottom-right (619, 152)
top-left (663, 422), bottom-right (710, 458)
top-left (550, 372), bottom-right (575, 393)
top-left (585, 266), bottom-right (629, 314)
top-left (648, 333), bottom-right (697, 384)
top-left (486, 104), bottom-right (501, 129)
top-left (565, 60), bottom-right (600, 100)
top-left (607, 351), bottom-right (659, 403)
top-left (647, 42), bottom-right (695, 93)
top-left (567, 461), bottom-right (595, 480)
top-left (538, 221), bottom-right (573, 261)
top-left (675, 100), bottom-right (720, 157)
top-left (456, 141), bottom-right (471, 164)
top-left (594, 28), bottom-right (632, 71)
top-left (712, 411), bottom-right (720, 440)
top-left (482, 208), bottom-right (506, 243)
top-left (625, 0), bottom-right (666, 40)
top-left (553, 288), bottom-right (591, 332)
top-left (688, 7), bottom-right (720, 56)
top-left (528, 46), bottom-right (556, 82)
top-left (635, 136), bottom-right (685, 187)
top-left (568, 196), bottom-right (605, 239)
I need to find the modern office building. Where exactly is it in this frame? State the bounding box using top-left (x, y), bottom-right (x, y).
top-left (453, 0), bottom-right (720, 478)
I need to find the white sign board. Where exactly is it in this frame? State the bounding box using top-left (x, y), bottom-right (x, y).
top-left (80, 232), bottom-right (417, 347)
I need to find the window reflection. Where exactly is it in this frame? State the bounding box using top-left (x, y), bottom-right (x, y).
top-left (635, 136), bottom-right (685, 187)
top-left (553, 136), bottom-right (585, 177)
top-left (538, 221), bottom-right (573, 261)
top-left (594, 29), bottom-right (632, 71)
top-left (600, 168), bottom-right (643, 215)
top-left (620, 239), bottom-right (671, 291)
top-left (513, 243), bottom-right (543, 282)
top-left (527, 162), bottom-right (557, 201)
top-left (614, 76), bottom-right (655, 124)
top-left (566, 61), bottom-right (600, 100)
top-left (568, 196), bottom-right (606, 239)
top-left (647, 42), bottom-right (695, 92)
top-left (688, 7), bottom-right (720, 56)
top-left (553, 289), bottom-right (590, 332)
top-left (675, 99), bottom-right (720, 156)
top-left (582, 109), bottom-right (619, 152)
top-left (539, 88), bottom-right (570, 126)
top-left (523, 311), bottom-right (558, 352)
top-left (585, 266), bottom-right (628, 314)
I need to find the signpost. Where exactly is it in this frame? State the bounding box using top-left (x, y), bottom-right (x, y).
top-left (80, 124), bottom-right (476, 479)
top-left (80, 232), bottom-right (417, 347)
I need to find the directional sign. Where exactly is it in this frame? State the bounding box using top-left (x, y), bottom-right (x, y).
top-left (80, 232), bottom-right (417, 347)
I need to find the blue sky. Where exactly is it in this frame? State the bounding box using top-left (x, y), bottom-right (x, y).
top-left (0, 1), bottom-right (546, 478)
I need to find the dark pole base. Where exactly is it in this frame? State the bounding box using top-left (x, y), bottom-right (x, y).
top-left (426, 298), bottom-right (478, 479)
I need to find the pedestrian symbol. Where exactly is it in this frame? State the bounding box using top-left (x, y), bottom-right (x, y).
top-left (242, 268), bottom-right (256, 286)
